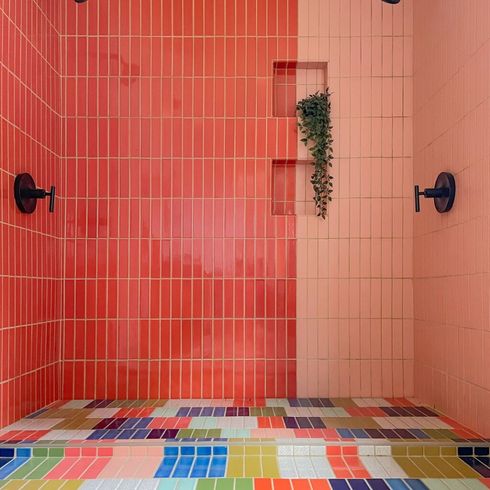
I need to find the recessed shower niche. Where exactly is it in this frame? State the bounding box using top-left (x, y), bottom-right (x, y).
top-left (271, 159), bottom-right (317, 216)
top-left (273, 61), bottom-right (328, 117)
top-left (272, 61), bottom-right (328, 216)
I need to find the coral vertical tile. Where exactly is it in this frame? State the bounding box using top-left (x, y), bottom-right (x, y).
top-left (0, 0), bottom-right (303, 413)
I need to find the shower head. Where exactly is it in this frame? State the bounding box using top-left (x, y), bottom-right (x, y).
top-left (382, 0), bottom-right (400, 3)
top-left (74, 0), bottom-right (88, 3)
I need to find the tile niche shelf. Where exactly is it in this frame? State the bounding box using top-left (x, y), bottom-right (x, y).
top-left (273, 61), bottom-right (328, 117)
top-left (272, 61), bottom-right (328, 216)
top-left (271, 159), bottom-right (316, 216)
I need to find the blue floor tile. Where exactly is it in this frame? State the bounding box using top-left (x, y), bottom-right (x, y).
top-left (155, 456), bottom-right (178, 478)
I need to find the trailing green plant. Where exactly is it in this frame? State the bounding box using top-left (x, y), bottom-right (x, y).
top-left (296, 89), bottom-right (333, 219)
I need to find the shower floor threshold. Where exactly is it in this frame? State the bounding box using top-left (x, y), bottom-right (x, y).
top-left (0, 444), bottom-right (489, 482)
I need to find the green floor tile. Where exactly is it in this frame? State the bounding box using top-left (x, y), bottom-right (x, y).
top-left (196, 479), bottom-right (216, 490)
top-left (32, 448), bottom-right (48, 458)
top-left (7, 458), bottom-right (45, 480)
top-left (215, 478), bottom-right (235, 490)
top-left (27, 456), bottom-right (63, 479)
top-left (235, 478), bottom-right (253, 490)
top-left (176, 429), bottom-right (193, 438)
top-left (272, 408), bottom-right (286, 416)
top-left (48, 448), bottom-right (65, 457)
top-left (192, 430), bottom-right (208, 438)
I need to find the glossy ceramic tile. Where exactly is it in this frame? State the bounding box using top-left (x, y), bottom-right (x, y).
top-left (0, 0), bottom-right (64, 427)
top-left (413, 0), bottom-right (490, 437)
top-left (1, 445), bottom-right (490, 481)
top-left (60, 0), bottom-right (298, 401)
top-left (0, 399), bottom-right (484, 445)
top-left (294, 0), bottom-right (415, 400)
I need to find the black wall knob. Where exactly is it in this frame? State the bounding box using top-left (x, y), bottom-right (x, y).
top-left (414, 172), bottom-right (456, 213)
top-left (14, 173), bottom-right (56, 214)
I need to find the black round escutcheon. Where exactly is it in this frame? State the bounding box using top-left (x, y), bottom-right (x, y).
top-left (14, 173), bottom-right (37, 214)
top-left (434, 172), bottom-right (456, 213)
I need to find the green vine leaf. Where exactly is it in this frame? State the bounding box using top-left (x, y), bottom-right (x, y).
top-left (296, 89), bottom-right (333, 219)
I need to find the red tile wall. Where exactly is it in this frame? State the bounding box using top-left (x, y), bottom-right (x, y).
top-left (61, 0), bottom-right (298, 399)
top-left (0, 0), bottom-right (63, 427)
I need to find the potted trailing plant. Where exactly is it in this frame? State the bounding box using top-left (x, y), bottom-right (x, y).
top-left (296, 89), bottom-right (333, 219)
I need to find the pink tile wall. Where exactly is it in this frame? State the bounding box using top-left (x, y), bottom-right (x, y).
top-left (413, 0), bottom-right (490, 437)
top-left (0, 0), bottom-right (63, 427)
top-left (60, 0), bottom-right (298, 400)
top-left (295, 0), bottom-right (414, 398)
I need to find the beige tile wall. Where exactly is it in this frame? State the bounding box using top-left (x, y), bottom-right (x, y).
top-left (413, 0), bottom-right (490, 436)
top-left (296, 0), bottom-right (414, 397)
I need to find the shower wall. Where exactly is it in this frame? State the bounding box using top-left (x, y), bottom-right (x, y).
top-left (0, 0), bottom-right (63, 426)
top-left (295, 0), bottom-right (414, 397)
top-left (61, 0), bottom-right (298, 400)
top-left (413, 0), bottom-right (490, 436)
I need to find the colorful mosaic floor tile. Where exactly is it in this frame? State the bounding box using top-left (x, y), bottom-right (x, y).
top-left (1, 477), bottom-right (490, 489)
top-left (1, 399), bottom-right (489, 488)
top-left (0, 399), bottom-right (484, 445)
top-left (2, 445), bottom-right (490, 481)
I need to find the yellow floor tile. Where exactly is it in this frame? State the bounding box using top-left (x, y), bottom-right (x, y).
top-left (407, 447), bottom-right (424, 457)
top-left (244, 455), bottom-right (261, 476)
top-left (393, 456), bottom-right (427, 478)
top-left (60, 481), bottom-right (84, 490)
top-left (425, 457), bottom-right (464, 478)
top-left (244, 446), bottom-right (260, 455)
top-left (423, 447), bottom-right (441, 457)
top-left (440, 447), bottom-right (457, 457)
top-left (410, 457), bottom-right (445, 478)
top-left (0, 482), bottom-right (25, 490)
top-left (22, 482), bottom-right (49, 490)
top-left (227, 456), bottom-right (244, 477)
top-left (40, 481), bottom-right (70, 490)
top-left (444, 457), bottom-right (482, 478)
top-left (262, 455), bottom-right (280, 478)
top-left (262, 446), bottom-right (277, 456)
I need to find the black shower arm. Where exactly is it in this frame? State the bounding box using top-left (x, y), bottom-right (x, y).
top-left (21, 186), bottom-right (56, 212)
top-left (414, 185), bottom-right (449, 212)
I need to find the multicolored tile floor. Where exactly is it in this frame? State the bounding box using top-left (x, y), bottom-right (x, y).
top-left (0, 399), bottom-right (489, 489)
top-left (0, 398), bottom-right (484, 445)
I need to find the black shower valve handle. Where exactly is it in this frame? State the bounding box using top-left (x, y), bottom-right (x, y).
top-left (414, 185), bottom-right (449, 212)
top-left (21, 185), bottom-right (56, 212)
top-left (414, 172), bottom-right (455, 214)
top-left (414, 185), bottom-right (421, 212)
top-left (48, 186), bottom-right (56, 213)
top-left (14, 173), bottom-right (56, 214)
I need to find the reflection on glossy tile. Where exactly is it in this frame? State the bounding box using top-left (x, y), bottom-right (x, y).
top-left (61, 0), bottom-right (299, 401)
